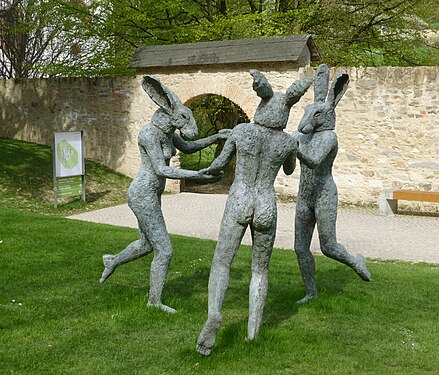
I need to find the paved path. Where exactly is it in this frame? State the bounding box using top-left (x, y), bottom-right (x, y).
top-left (68, 192), bottom-right (439, 264)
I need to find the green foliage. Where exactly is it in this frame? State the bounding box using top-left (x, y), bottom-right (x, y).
top-left (180, 94), bottom-right (248, 185)
top-left (1, 206), bottom-right (439, 373)
top-left (0, 0), bottom-right (67, 77)
top-left (0, 137), bottom-right (132, 215)
top-left (310, 0), bottom-right (439, 67)
top-left (2, 0), bottom-right (438, 76)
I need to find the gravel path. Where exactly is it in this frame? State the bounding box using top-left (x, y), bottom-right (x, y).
top-left (68, 192), bottom-right (439, 264)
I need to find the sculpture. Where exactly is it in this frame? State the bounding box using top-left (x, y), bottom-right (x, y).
top-left (196, 70), bottom-right (313, 356)
top-left (100, 76), bottom-right (228, 314)
top-left (294, 64), bottom-right (371, 304)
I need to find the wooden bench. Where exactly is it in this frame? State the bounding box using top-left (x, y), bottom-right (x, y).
top-left (379, 190), bottom-right (439, 215)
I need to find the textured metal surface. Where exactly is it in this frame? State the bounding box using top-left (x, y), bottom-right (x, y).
top-left (195, 72), bottom-right (312, 356)
top-left (98, 76), bottom-right (227, 314)
top-left (295, 64), bottom-right (370, 305)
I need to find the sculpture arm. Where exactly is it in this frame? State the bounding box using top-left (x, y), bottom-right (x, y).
top-left (172, 129), bottom-right (230, 154)
top-left (250, 69), bottom-right (274, 98)
top-left (283, 131), bottom-right (299, 175)
top-left (283, 152), bottom-right (297, 175)
top-left (205, 136), bottom-right (236, 174)
top-left (144, 137), bottom-right (219, 181)
top-left (285, 78), bottom-right (313, 107)
top-left (297, 132), bottom-right (337, 169)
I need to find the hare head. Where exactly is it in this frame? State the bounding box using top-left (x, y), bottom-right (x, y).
top-left (250, 69), bottom-right (313, 130)
top-left (142, 76), bottom-right (198, 140)
top-left (298, 64), bottom-right (349, 134)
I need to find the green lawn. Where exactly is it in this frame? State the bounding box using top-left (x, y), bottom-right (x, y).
top-left (1, 138), bottom-right (438, 374)
top-left (0, 137), bottom-right (132, 215)
top-left (1, 207), bottom-right (438, 374)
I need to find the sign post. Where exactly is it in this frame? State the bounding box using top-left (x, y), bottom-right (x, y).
top-left (53, 131), bottom-right (85, 208)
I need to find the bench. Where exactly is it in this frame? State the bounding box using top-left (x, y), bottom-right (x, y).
top-left (379, 190), bottom-right (439, 215)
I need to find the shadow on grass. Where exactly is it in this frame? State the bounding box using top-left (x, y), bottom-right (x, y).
top-left (0, 137), bottom-right (53, 197)
top-left (86, 190), bottom-right (111, 203)
top-left (0, 137), bottom-right (132, 214)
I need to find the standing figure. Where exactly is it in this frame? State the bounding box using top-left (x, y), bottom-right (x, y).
top-left (100, 76), bottom-right (227, 314)
top-left (196, 70), bottom-right (313, 356)
top-left (294, 64), bottom-right (371, 304)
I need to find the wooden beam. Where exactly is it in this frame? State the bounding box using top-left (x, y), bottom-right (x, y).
top-left (393, 190), bottom-right (439, 203)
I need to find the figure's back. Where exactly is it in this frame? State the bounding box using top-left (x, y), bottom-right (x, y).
top-left (232, 123), bottom-right (295, 191)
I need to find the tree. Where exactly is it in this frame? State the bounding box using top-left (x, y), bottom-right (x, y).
top-left (188, 0), bottom-right (438, 66)
top-left (310, 0), bottom-right (439, 66)
top-left (2, 0), bottom-right (437, 78)
top-left (0, 0), bottom-right (85, 78)
top-left (1, 0), bottom-right (53, 78)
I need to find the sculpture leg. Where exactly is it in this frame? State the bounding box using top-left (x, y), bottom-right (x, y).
top-left (294, 200), bottom-right (318, 303)
top-left (315, 201), bottom-right (371, 282)
top-left (247, 225), bottom-right (275, 341)
top-left (139, 210), bottom-right (177, 314)
top-left (147, 243), bottom-right (175, 314)
top-left (100, 224), bottom-right (152, 284)
top-left (197, 216), bottom-right (247, 356)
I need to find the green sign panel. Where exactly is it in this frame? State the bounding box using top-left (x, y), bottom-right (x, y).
top-left (56, 176), bottom-right (83, 198)
top-left (57, 139), bottom-right (79, 170)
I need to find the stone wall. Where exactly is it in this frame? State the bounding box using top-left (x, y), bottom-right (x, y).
top-left (1, 66), bottom-right (438, 207)
top-left (0, 76), bottom-right (147, 178)
top-left (276, 66), bottom-right (439, 208)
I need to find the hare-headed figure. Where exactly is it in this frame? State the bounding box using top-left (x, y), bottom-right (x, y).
top-left (100, 76), bottom-right (229, 314)
top-left (196, 71), bottom-right (312, 356)
top-left (295, 64), bottom-right (371, 304)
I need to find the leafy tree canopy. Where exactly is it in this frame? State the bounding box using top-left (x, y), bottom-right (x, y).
top-left (0, 0), bottom-right (438, 77)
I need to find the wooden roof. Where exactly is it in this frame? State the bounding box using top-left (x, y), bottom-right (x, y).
top-left (129, 35), bottom-right (320, 68)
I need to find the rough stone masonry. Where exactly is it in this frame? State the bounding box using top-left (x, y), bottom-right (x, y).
top-left (1, 66), bottom-right (438, 208)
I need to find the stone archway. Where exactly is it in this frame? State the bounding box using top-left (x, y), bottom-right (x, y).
top-left (130, 36), bottom-right (320, 195)
top-left (180, 93), bottom-right (250, 194)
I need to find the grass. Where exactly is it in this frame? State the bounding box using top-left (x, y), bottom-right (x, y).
top-left (1, 206), bottom-right (439, 374)
top-left (1, 137), bottom-right (438, 373)
top-left (0, 137), bottom-right (132, 216)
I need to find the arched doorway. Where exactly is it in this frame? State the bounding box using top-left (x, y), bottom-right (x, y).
top-left (180, 94), bottom-right (249, 194)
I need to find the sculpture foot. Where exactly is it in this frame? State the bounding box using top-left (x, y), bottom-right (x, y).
top-left (353, 254), bottom-right (371, 282)
top-left (147, 302), bottom-right (177, 314)
top-left (296, 293), bottom-right (318, 305)
top-left (247, 316), bottom-right (262, 341)
top-left (100, 254), bottom-right (116, 283)
top-left (197, 314), bottom-right (222, 356)
top-left (196, 342), bottom-right (213, 357)
top-left (247, 328), bottom-right (259, 342)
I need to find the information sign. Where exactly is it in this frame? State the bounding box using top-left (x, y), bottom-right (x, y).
top-left (53, 131), bottom-right (86, 207)
top-left (57, 176), bottom-right (83, 198)
top-left (54, 131), bottom-right (84, 177)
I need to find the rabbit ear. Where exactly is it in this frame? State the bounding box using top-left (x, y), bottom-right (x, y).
top-left (314, 64), bottom-right (330, 103)
top-left (327, 73), bottom-right (349, 108)
top-left (141, 76), bottom-right (175, 115)
top-left (250, 69), bottom-right (273, 98)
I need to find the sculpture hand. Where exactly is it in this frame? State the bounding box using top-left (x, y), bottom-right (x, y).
top-left (199, 167), bottom-right (223, 176)
top-left (196, 168), bottom-right (224, 182)
top-left (291, 130), bottom-right (300, 146)
top-left (217, 129), bottom-right (232, 140)
top-left (289, 78), bottom-right (314, 97)
top-left (195, 168), bottom-right (224, 182)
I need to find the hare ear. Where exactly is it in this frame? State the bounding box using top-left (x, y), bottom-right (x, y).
top-left (250, 69), bottom-right (273, 98)
top-left (327, 73), bottom-right (349, 108)
top-left (314, 64), bottom-right (330, 103)
top-left (142, 76), bottom-right (175, 115)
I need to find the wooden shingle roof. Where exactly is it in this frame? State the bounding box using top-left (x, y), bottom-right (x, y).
top-left (129, 35), bottom-right (320, 68)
